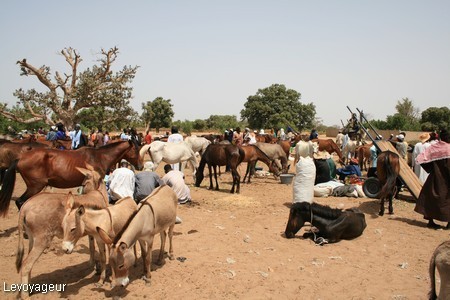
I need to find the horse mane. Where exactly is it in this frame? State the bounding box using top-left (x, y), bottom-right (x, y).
top-left (292, 201), bottom-right (343, 220)
top-left (251, 145), bottom-right (273, 162)
top-left (112, 186), bottom-right (164, 245)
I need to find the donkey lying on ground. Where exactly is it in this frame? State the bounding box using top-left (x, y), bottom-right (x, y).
top-left (97, 185), bottom-right (178, 287)
top-left (15, 166), bottom-right (108, 299)
top-left (62, 195), bottom-right (143, 286)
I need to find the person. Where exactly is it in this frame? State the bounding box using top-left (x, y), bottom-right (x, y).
top-left (243, 128), bottom-right (251, 144)
top-left (232, 127), bottom-right (243, 146)
top-left (227, 128), bottom-right (234, 143)
top-left (46, 125), bottom-right (57, 141)
top-left (38, 127), bottom-right (45, 135)
top-left (108, 159), bottom-right (135, 204)
top-left (336, 130), bottom-right (344, 149)
top-left (395, 134), bottom-right (408, 160)
top-left (120, 128), bottom-right (129, 140)
top-left (286, 127), bottom-right (296, 140)
top-left (144, 130), bottom-right (153, 144)
top-left (162, 164), bottom-right (191, 204)
top-left (55, 123), bottom-right (67, 140)
top-left (349, 113), bottom-right (359, 132)
top-left (336, 158), bottom-right (362, 181)
top-left (134, 161), bottom-right (163, 203)
top-left (309, 129), bottom-right (318, 141)
top-left (104, 131), bottom-right (110, 144)
top-left (90, 129), bottom-right (97, 146)
top-left (412, 132), bottom-right (431, 184)
top-left (70, 124), bottom-right (84, 149)
top-left (414, 129), bottom-right (450, 229)
top-left (248, 130), bottom-right (257, 145)
top-left (279, 128), bottom-right (287, 141)
top-left (168, 126), bottom-right (184, 170)
top-left (96, 128), bottom-right (104, 147)
top-left (388, 134), bottom-right (394, 141)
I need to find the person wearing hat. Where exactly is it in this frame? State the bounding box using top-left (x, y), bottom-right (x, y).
top-left (107, 159), bottom-right (135, 204)
top-left (414, 129), bottom-right (450, 229)
top-left (412, 132), bottom-right (431, 184)
top-left (395, 134), bottom-right (408, 160)
top-left (336, 157), bottom-right (362, 181)
top-left (133, 161), bottom-right (163, 203)
top-left (336, 130), bottom-right (344, 149)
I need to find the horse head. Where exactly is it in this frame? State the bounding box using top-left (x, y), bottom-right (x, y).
top-left (284, 202), bottom-right (310, 238)
top-left (124, 136), bottom-right (143, 171)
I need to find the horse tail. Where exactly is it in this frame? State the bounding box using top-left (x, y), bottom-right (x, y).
top-left (0, 159), bottom-right (18, 217)
top-left (16, 213), bottom-right (25, 272)
top-left (379, 151), bottom-right (399, 199)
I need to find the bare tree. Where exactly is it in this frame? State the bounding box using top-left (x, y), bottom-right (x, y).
top-left (0, 47), bottom-right (139, 129)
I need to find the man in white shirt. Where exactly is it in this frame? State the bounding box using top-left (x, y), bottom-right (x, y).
top-left (108, 159), bottom-right (135, 204)
top-left (162, 164), bottom-right (191, 204)
top-left (168, 126), bottom-right (184, 170)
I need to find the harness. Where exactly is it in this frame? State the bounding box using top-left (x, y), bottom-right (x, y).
top-left (309, 208), bottom-right (328, 246)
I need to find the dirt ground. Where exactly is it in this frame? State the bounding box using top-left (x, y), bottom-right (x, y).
top-left (0, 151), bottom-right (448, 300)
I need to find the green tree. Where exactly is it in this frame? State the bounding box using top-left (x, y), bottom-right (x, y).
top-left (396, 98), bottom-right (420, 120)
top-left (144, 97), bottom-right (174, 133)
top-left (420, 106), bottom-right (450, 131)
top-left (0, 47), bottom-right (138, 129)
top-left (240, 84), bottom-right (315, 132)
top-left (205, 115), bottom-right (241, 132)
top-left (192, 119), bottom-right (207, 131)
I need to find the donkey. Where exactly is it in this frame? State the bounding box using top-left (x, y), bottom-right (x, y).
top-left (429, 240), bottom-right (450, 300)
top-left (15, 166), bottom-right (108, 299)
top-left (61, 195), bottom-right (142, 286)
top-left (97, 185), bottom-right (178, 287)
top-left (255, 142), bottom-right (289, 173)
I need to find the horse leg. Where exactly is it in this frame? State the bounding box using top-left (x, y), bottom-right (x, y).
top-left (379, 198), bottom-right (385, 216)
top-left (213, 166), bottom-right (220, 190)
top-left (207, 165), bottom-right (214, 190)
top-left (388, 195), bottom-right (394, 214)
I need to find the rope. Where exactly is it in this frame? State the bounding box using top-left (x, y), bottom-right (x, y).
top-left (309, 208), bottom-right (328, 246)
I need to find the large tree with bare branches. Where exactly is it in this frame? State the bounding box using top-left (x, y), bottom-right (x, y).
top-left (0, 47), bottom-right (139, 129)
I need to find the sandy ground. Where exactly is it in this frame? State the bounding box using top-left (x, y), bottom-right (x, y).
top-left (0, 153), bottom-right (448, 300)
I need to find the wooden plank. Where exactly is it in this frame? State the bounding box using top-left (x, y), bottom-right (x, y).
top-left (374, 141), bottom-right (423, 200)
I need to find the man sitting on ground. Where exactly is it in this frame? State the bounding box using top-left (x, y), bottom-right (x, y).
top-left (162, 164), bottom-right (192, 204)
top-left (108, 159), bottom-right (135, 204)
top-left (134, 161), bottom-right (163, 203)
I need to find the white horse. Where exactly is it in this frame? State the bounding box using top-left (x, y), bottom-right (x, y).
top-left (294, 140), bottom-right (319, 164)
top-left (139, 141), bottom-right (198, 174)
top-left (342, 139), bottom-right (357, 164)
top-left (184, 135), bottom-right (211, 156)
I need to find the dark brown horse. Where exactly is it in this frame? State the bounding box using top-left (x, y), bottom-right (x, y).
top-left (241, 145), bottom-right (280, 183)
top-left (376, 150), bottom-right (400, 216)
top-left (0, 139), bottom-right (142, 216)
top-left (284, 202), bottom-right (367, 244)
top-left (195, 144), bottom-right (244, 193)
top-left (311, 138), bottom-right (345, 165)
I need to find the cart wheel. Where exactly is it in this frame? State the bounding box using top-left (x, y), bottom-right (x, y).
top-left (363, 177), bottom-right (381, 198)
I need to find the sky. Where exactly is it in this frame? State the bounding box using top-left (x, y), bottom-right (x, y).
top-left (1, 1), bottom-right (449, 127)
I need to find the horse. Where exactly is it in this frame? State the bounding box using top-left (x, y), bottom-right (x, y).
top-left (284, 202), bottom-right (367, 244)
top-left (255, 142), bottom-right (289, 173)
top-left (0, 138), bottom-right (142, 217)
top-left (342, 139), bottom-right (357, 164)
top-left (376, 150), bottom-right (400, 216)
top-left (255, 134), bottom-right (274, 143)
top-left (139, 141), bottom-right (198, 174)
top-left (356, 143), bottom-right (372, 171)
top-left (241, 145), bottom-right (281, 183)
top-left (277, 140), bottom-right (292, 159)
top-left (0, 141), bottom-right (50, 185)
top-left (184, 135), bottom-right (211, 156)
top-left (195, 144), bottom-right (244, 193)
top-left (311, 138), bottom-right (345, 165)
top-left (294, 140), bottom-right (318, 164)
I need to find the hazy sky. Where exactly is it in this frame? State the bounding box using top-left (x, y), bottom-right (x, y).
top-left (1, 1), bottom-right (449, 127)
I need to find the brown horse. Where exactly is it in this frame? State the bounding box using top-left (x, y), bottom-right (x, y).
top-left (311, 138), bottom-right (345, 164)
top-left (195, 144), bottom-right (245, 193)
top-left (356, 143), bottom-right (372, 171)
top-left (377, 150), bottom-right (400, 216)
top-left (241, 145), bottom-right (280, 183)
top-left (0, 138), bottom-right (142, 216)
top-left (0, 141), bottom-right (51, 184)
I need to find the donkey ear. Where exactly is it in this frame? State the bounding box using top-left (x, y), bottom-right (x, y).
top-left (119, 242), bottom-right (128, 253)
top-left (96, 227), bottom-right (113, 244)
top-left (76, 167), bottom-right (89, 177)
top-left (66, 192), bottom-right (75, 209)
top-left (77, 206), bottom-right (85, 217)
